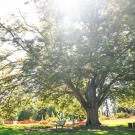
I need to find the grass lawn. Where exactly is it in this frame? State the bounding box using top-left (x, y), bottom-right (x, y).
top-left (102, 117), bottom-right (135, 127)
top-left (0, 128), bottom-right (135, 135)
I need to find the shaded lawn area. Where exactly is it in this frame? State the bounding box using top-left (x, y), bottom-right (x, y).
top-left (0, 128), bottom-right (135, 135)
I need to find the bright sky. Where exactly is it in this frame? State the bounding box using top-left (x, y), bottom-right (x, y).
top-left (0, 0), bottom-right (38, 24)
top-left (0, 0), bottom-right (24, 16)
top-left (0, 0), bottom-right (38, 61)
top-left (0, 0), bottom-right (80, 61)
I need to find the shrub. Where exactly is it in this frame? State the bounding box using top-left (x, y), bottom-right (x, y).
top-left (115, 112), bottom-right (128, 118)
top-left (18, 110), bottom-right (33, 121)
top-left (99, 116), bottom-right (111, 121)
top-left (30, 125), bottom-right (51, 129)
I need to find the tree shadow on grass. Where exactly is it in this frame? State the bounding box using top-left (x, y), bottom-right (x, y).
top-left (20, 126), bottom-right (135, 135)
top-left (0, 126), bottom-right (135, 135)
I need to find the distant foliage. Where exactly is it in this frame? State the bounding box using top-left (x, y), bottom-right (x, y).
top-left (18, 110), bottom-right (33, 121)
top-left (115, 112), bottom-right (128, 118)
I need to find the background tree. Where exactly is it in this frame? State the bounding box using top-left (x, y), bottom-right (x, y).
top-left (111, 81), bottom-right (135, 112)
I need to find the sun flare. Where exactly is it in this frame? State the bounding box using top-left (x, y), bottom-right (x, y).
top-left (55, 0), bottom-right (79, 17)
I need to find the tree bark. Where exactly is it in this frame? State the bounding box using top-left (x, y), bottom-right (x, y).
top-left (86, 107), bottom-right (101, 127)
top-left (66, 78), bottom-right (101, 127)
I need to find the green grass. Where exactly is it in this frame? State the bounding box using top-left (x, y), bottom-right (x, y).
top-left (101, 118), bottom-right (135, 127)
top-left (0, 124), bottom-right (135, 135)
top-left (0, 128), bottom-right (135, 135)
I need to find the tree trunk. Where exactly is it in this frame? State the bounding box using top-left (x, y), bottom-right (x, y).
top-left (86, 107), bottom-right (101, 127)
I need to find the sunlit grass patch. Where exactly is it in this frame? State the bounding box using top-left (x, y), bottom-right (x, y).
top-left (101, 118), bottom-right (135, 127)
top-left (95, 131), bottom-right (108, 134)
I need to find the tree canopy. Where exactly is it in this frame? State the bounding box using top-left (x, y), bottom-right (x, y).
top-left (0, 0), bottom-right (135, 127)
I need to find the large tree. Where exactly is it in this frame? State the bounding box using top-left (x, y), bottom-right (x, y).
top-left (0, 0), bottom-right (135, 127)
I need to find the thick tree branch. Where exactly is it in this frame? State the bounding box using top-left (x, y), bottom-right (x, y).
top-left (64, 78), bottom-right (87, 110)
top-left (97, 71), bottom-right (127, 107)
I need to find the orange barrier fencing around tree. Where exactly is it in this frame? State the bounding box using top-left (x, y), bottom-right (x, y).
top-left (4, 120), bottom-right (13, 124)
top-left (4, 120), bottom-right (85, 126)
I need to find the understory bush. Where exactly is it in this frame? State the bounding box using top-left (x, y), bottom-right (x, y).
top-left (99, 116), bottom-right (112, 121)
top-left (115, 112), bottom-right (128, 118)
